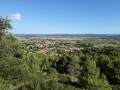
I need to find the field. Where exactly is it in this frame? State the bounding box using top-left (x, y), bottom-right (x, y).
top-left (16, 35), bottom-right (120, 47)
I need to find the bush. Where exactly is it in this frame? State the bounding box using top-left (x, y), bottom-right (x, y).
top-left (58, 74), bottom-right (71, 81)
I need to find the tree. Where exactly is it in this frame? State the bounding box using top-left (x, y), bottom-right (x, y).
top-left (78, 59), bottom-right (111, 89)
top-left (67, 54), bottom-right (80, 76)
top-left (0, 16), bottom-right (12, 39)
top-left (0, 17), bottom-right (30, 85)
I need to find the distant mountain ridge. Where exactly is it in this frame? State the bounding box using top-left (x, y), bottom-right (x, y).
top-left (14, 34), bottom-right (120, 38)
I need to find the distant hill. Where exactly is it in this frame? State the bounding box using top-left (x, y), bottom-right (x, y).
top-left (14, 34), bottom-right (120, 38)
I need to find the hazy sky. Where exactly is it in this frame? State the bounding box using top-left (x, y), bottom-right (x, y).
top-left (1, 0), bottom-right (120, 34)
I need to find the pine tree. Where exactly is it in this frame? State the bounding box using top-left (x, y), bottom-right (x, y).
top-left (0, 16), bottom-right (12, 39)
top-left (78, 59), bottom-right (111, 89)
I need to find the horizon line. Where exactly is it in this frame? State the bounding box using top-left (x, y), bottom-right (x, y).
top-left (13, 33), bottom-right (120, 35)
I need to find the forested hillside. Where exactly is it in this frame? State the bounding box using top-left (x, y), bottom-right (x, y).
top-left (0, 17), bottom-right (120, 90)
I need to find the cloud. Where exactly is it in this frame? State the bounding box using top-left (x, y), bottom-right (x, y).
top-left (10, 14), bottom-right (21, 20)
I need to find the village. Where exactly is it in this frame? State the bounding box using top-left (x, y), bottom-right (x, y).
top-left (23, 40), bottom-right (92, 56)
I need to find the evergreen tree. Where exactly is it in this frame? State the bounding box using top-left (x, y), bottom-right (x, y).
top-left (78, 59), bottom-right (111, 89)
top-left (0, 16), bottom-right (12, 39)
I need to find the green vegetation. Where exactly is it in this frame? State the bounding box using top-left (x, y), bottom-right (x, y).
top-left (1, 17), bottom-right (120, 89)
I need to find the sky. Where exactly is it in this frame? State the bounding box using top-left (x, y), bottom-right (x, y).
top-left (0, 0), bottom-right (120, 34)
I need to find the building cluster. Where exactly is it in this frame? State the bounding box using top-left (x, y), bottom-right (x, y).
top-left (26, 41), bottom-right (84, 53)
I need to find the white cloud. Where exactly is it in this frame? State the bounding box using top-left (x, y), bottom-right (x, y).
top-left (10, 14), bottom-right (21, 20)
